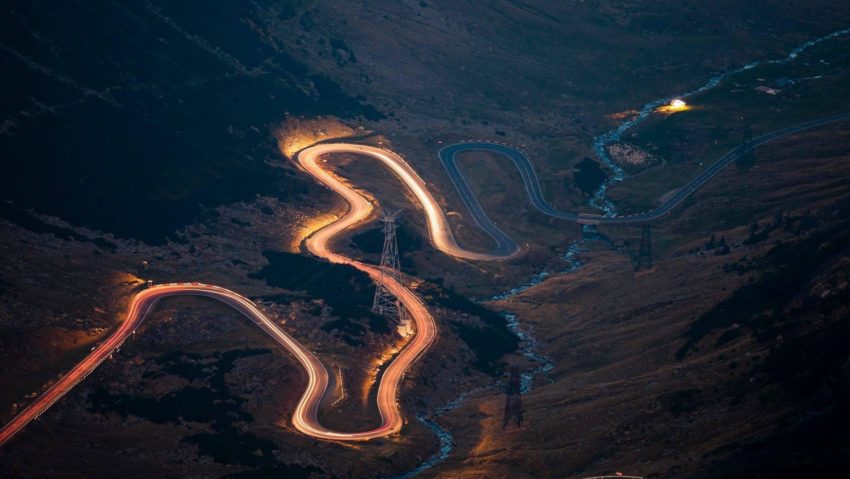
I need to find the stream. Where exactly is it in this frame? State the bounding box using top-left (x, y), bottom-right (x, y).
top-left (391, 25), bottom-right (850, 478)
top-left (590, 25), bottom-right (850, 216)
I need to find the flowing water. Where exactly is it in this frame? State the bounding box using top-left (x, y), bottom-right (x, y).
top-left (393, 25), bottom-right (850, 478)
top-left (590, 26), bottom-right (850, 216)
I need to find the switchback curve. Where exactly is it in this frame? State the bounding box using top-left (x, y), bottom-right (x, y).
top-left (440, 112), bottom-right (850, 248)
top-left (2, 112), bottom-right (848, 449)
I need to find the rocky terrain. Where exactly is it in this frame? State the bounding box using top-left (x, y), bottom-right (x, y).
top-left (2, 1), bottom-right (850, 478)
top-left (427, 125), bottom-right (850, 478)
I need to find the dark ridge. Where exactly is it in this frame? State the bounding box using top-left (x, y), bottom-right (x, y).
top-left (0, 201), bottom-right (116, 251)
top-left (0, 1), bottom-right (382, 244)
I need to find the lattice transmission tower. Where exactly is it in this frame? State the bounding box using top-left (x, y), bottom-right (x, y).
top-left (737, 124), bottom-right (756, 170)
top-left (635, 225), bottom-right (653, 271)
top-left (372, 210), bottom-right (404, 323)
top-left (503, 366), bottom-right (524, 429)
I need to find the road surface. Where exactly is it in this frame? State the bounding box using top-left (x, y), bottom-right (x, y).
top-left (2, 112), bottom-right (847, 448)
top-left (0, 148), bottom-right (444, 446)
top-left (297, 143), bottom-right (520, 261)
top-left (441, 112), bottom-right (850, 249)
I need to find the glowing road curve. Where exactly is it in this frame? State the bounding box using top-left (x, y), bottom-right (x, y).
top-left (2, 112), bottom-right (847, 447)
top-left (0, 145), bottom-right (451, 446)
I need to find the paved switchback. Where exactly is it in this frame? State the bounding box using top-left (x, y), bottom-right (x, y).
top-left (440, 112), bottom-right (850, 242)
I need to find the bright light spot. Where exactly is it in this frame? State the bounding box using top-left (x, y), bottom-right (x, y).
top-left (657, 98), bottom-right (690, 114)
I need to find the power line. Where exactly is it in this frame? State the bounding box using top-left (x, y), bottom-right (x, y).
top-left (372, 210), bottom-right (404, 323)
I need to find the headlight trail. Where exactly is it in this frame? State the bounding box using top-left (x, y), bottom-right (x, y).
top-left (4, 111), bottom-right (846, 448)
top-left (297, 143), bottom-right (521, 261)
top-left (0, 145), bottom-right (447, 446)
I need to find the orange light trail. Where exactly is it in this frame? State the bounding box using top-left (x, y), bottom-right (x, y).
top-left (1, 141), bottom-right (516, 447)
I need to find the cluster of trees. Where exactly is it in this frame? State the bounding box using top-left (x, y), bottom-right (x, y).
top-left (706, 233), bottom-right (730, 255)
top-left (687, 233), bottom-right (729, 255)
top-left (744, 210), bottom-right (787, 246)
top-left (692, 211), bottom-right (797, 256)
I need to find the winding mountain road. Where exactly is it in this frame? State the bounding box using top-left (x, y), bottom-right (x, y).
top-left (0, 146), bottom-right (447, 446)
top-left (441, 112), bottom-right (850, 252)
top-left (1, 111), bottom-right (848, 448)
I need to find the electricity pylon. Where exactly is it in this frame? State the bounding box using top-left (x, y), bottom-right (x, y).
top-left (737, 124), bottom-right (756, 170)
top-left (636, 226), bottom-right (653, 271)
top-left (372, 210), bottom-right (404, 323)
top-left (503, 366), bottom-right (524, 429)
